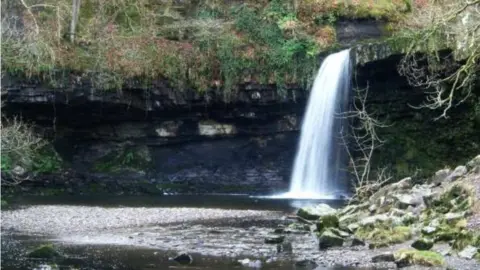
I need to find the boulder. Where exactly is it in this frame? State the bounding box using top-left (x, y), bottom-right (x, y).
top-left (316, 214), bottom-right (339, 233)
top-left (372, 253), bottom-right (395, 262)
top-left (391, 177), bottom-right (412, 190)
top-left (347, 223), bottom-right (360, 233)
top-left (318, 229), bottom-right (344, 250)
top-left (265, 235), bottom-right (285, 244)
top-left (172, 253), bottom-right (193, 264)
top-left (371, 177), bottom-right (411, 202)
top-left (297, 204), bottom-right (336, 220)
top-left (432, 169), bottom-right (451, 186)
top-left (432, 243), bottom-right (452, 256)
top-left (351, 237), bottom-right (366, 247)
top-left (411, 238), bottom-right (434, 250)
top-left (329, 228), bottom-right (350, 238)
top-left (447, 166), bottom-right (467, 181)
top-left (339, 211), bottom-right (367, 225)
top-left (394, 193), bottom-right (423, 209)
top-left (466, 155), bottom-right (480, 172)
top-left (338, 202), bottom-right (368, 216)
top-left (359, 214), bottom-right (389, 226)
top-left (458, 245), bottom-right (478, 259)
top-left (394, 249), bottom-right (445, 267)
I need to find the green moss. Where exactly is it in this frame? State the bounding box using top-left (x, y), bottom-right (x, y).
top-left (316, 214), bottom-right (340, 233)
top-left (356, 225), bottom-right (412, 248)
top-left (27, 244), bottom-right (60, 259)
top-left (394, 249), bottom-right (445, 267)
top-left (432, 184), bottom-right (474, 214)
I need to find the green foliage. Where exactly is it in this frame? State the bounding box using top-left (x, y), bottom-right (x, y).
top-left (1, 0), bottom-right (328, 97)
top-left (31, 146), bottom-right (63, 174)
top-left (1, 155), bottom-right (13, 173)
top-left (93, 147), bottom-right (151, 173)
top-left (1, 117), bottom-right (63, 183)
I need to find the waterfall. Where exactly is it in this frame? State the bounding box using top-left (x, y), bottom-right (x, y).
top-left (278, 49), bottom-right (351, 199)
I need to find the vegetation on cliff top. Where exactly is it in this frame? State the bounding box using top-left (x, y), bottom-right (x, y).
top-left (1, 0), bottom-right (417, 97)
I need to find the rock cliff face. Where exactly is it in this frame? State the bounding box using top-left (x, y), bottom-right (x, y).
top-left (355, 54), bottom-right (480, 179)
top-left (2, 74), bottom-right (306, 194)
top-left (2, 43), bottom-right (479, 195)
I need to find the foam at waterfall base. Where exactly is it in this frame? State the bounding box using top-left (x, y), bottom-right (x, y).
top-left (261, 191), bottom-right (348, 200)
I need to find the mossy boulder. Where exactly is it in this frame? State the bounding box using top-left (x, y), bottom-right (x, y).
top-left (356, 226), bottom-right (412, 249)
top-left (394, 249), bottom-right (445, 267)
top-left (318, 229), bottom-right (344, 250)
top-left (431, 183), bottom-right (474, 214)
top-left (316, 214), bottom-right (339, 233)
top-left (27, 244), bottom-right (61, 259)
top-left (297, 204), bottom-right (336, 220)
top-left (412, 238), bottom-right (434, 251)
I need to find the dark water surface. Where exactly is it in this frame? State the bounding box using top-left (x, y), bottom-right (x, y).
top-left (2, 195), bottom-right (358, 270)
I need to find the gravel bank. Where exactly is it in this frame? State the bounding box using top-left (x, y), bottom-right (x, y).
top-left (1, 206), bottom-right (282, 235)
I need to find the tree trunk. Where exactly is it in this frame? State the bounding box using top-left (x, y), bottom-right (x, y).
top-left (70, 0), bottom-right (81, 43)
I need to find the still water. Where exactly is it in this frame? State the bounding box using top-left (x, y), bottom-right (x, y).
top-left (1, 195), bottom-right (364, 270)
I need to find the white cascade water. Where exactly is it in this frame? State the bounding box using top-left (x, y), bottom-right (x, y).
top-left (274, 49), bottom-right (351, 199)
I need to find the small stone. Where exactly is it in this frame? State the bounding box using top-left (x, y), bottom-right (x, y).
top-left (318, 229), bottom-right (344, 250)
top-left (372, 253), bottom-right (395, 262)
top-left (458, 245), bottom-right (478, 259)
top-left (172, 253), bottom-right (193, 264)
top-left (368, 204), bottom-right (377, 213)
top-left (265, 235), bottom-right (285, 244)
top-left (412, 238), bottom-right (434, 250)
